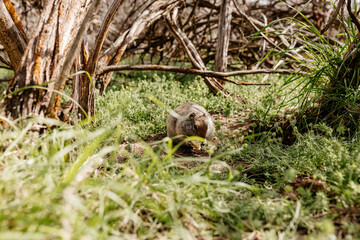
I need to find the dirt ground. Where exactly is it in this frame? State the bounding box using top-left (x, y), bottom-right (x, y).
top-left (117, 113), bottom-right (256, 173)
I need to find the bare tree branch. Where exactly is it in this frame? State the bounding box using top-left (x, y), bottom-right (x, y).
top-left (0, 53), bottom-right (12, 68)
top-left (3, 0), bottom-right (29, 44)
top-left (165, 7), bottom-right (230, 96)
top-left (87, 0), bottom-right (126, 75)
top-left (99, 0), bottom-right (180, 65)
top-left (0, 1), bottom-right (27, 70)
top-left (346, 0), bottom-right (360, 33)
top-left (75, 0), bottom-right (181, 118)
top-left (96, 0), bottom-right (180, 93)
top-left (0, 65), bottom-right (12, 70)
top-left (320, 0), bottom-right (345, 34)
top-left (215, 0), bottom-right (232, 80)
top-left (98, 64), bottom-right (304, 79)
top-left (0, 77), bottom-right (12, 83)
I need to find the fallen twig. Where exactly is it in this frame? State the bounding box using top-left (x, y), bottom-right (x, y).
top-left (98, 64), bottom-right (307, 85)
top-left (0, 77), bottom-right (12, 83)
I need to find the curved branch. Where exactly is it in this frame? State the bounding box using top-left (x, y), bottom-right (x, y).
top-left (3, 0), bottom-right (28, 44)
top-left (0, 1), bottom-right (27, 70)
top-left (0, 65), bottom-right (12, 70)
top-left (98, 64), bottom-right (305, 80)
top-left (346, 0), bottom-right (360, 33)
top-left (99, 0), bottom-right (180, 66)
top-left (95, 0), bottom-right (180, 93)
top-left (0, 77), bottom-right (12, 82)
top-left (87, 0), bottom-right (126, 75)
top-left (0, 54), bottom-right (12, 68)
top-left (165, 7), bottom-right (230, 96)
top-left (320, 0), bottom-right (345, 34)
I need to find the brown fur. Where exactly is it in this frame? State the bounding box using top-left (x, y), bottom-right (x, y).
top-left (166, 102), bottom-right (215, 143)
top-left (195, 116), bottom-right (208, 138)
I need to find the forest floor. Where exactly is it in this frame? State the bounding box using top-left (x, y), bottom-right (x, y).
top-left (0, 72), bottom-right (359, 239)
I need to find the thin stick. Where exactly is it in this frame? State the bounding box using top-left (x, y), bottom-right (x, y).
top-left (0, 77), bottom-right (12, 83)
top-left (164, 7), bottom-right (230, 95)
top-left (99, 64), bottom-right (305, 76)
top-left (87, 0), bottom-right (126, 75)
top-left (320, 0), bottom-right (345, 34)
top-left (346, 0), bottom-right (360, 33)
top-left (98, 64), bottom-right (307, 84)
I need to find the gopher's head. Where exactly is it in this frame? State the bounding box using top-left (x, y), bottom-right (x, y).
top-left (179, 113), bottom-right (208, 138)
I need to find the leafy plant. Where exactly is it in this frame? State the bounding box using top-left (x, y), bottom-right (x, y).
top-left (273, 4), bottom-right (360, 135)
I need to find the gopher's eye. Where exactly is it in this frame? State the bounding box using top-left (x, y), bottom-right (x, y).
top-left (194, 125), bottom-right (198, 131)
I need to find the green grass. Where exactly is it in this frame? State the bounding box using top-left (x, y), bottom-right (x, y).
top-left (95, 72), bottom-right (287, 141)
top-left (268, 11), bottom-right (360, 135)
top-left (0, 71), bottom-right (359, 239)
top-left (2, 2), bottom-right (360, 237)
top-left (0, 68), bottom-right (13, 78)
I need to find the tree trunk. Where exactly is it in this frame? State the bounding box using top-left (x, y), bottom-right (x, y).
top-left (214, 0), bottom-right (232, 84)
top-left (76, 0), bottom-right (180, 119)
top-left (3, 0), bottom-right (95, 119)
top-left (76, 0), bottom-right (127, 118)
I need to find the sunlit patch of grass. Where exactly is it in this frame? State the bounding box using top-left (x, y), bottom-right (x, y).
top-left (96, 72), bottom-right (285, 141)
top-left (0, 68), bottom-right (13, 78)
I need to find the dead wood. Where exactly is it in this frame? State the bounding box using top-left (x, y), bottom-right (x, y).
top-left (0, 77), bottom-right (12, 83)
top-left (346, 0), bottom-right (360, 33)
top-left (87, 0), bottom-right (127, 76)
top-left (0, 54), bottom-right (12, 68)
top-left (46, 0), bottom-right (102, 119)
top-left (99, 64), bottom-right (303, 79)
top-left (75, 0), bottom-right (128, 118)
top-left (96, 0), bottom-right (180, 92)
top-left (214, 0), bottom-right (232, 84)
top-left (3, 0), bottom-right (28, 44)
top-left (0, 0), bottom-right (27, 70)
top-left (320, 0), bottom-right (345, 34)
top-left (0, 0), bottom-right (344, 121)
top-left (165, 7), bottom-right (230, 96)
top-left (3, 0), bottom-right (97, 119)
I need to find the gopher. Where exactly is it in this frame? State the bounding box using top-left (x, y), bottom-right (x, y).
top-left (166, 102), bottom-right (215, 143)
